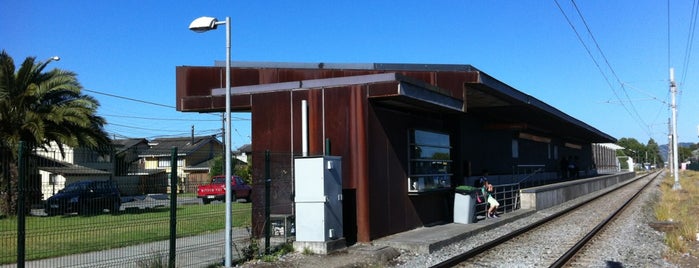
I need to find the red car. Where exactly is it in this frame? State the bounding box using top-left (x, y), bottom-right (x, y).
top-left (197, 175), bottom-right (252, 204)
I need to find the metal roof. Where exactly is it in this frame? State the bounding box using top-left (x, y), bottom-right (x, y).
top-left (181, 62), bottom-right (616, 143)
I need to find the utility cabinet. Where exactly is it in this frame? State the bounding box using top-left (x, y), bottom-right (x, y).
top-left (294, 156), bottom-right (343, 244)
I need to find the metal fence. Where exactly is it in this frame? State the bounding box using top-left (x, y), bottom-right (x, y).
top-left (2, 142), bottom-right (525, 267)
top-left (474, 183), bottom-right (521, 221)
top-left (0, 143), bottom-right (295, 268)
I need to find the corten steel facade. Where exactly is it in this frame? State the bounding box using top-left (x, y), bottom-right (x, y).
top-left (176, 62), bottom-right (616, 243)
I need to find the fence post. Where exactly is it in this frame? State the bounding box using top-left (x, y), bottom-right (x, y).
top-left (17, 141), bottom-right (26, 268)
top-left (264, 150), bottom-right (271, 254)
top-left (169, 147), bottom-right (178, 268)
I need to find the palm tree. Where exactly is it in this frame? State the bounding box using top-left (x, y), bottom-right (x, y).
top-left (0, 50), bottom-right (110, 215)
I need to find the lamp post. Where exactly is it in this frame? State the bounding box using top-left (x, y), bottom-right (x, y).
top-left (189, 16), bottom-right (233, 267)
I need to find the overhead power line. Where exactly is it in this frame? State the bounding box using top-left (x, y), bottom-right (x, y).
top-left (554, 0), bottom-right (653, 138)
top-left (100, 113), bottom-right (228, 122)
top-left (679, 0), bottom-right (699, 86)
top-left (83, 89), bottom-right (175, 108)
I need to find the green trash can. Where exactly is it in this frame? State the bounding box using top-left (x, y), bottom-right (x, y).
top-left (454, 185), bottom-right (478, 224)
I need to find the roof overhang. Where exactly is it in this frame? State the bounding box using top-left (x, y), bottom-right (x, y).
top-left (210, 72), bottom-right (463, 113)
top-left (463, 71), bottom-right (616, 143)
top-left (177, 62), bottom-right (616, 143)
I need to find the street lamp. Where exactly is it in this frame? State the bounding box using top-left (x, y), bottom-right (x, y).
top-left (189, 16), bottom-right (233, 267)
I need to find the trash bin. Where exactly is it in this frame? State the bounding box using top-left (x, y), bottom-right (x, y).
top-left (454, 185), bottom-right (478, 224)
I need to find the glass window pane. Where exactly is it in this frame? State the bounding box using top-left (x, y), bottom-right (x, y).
top-left (412, 146), bottom-right (450, 159)
top-left (413, 130), bottom-right (450, 147)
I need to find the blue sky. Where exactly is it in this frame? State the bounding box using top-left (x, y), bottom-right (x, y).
top-left (2, 0), bottom-right (698, 148)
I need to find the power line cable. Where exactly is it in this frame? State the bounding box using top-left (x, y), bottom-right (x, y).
top-left (107, 122), bottom-right (219, 133)
top-left (569, 0), bottom-right (651, 137)
top-left (99, 113), bottom-right (235, 121)
top-left (83, 89), bottom-right (176, 109)
top-left (553, 0), bottom-right (652, 138)
top-left (680, 0), bottom-right (699, 86)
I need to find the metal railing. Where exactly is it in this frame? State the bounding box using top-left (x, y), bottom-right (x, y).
top-left (474, 183), bottom-right (521, 220)
top-left (514, 164), bottom-right (546, 188)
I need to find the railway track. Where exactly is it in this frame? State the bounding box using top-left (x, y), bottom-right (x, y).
top-left (431, 171), bottom-right (663, 268)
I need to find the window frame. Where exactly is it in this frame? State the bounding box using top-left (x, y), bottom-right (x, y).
top-left (408, 129), bottom-right (453, 194)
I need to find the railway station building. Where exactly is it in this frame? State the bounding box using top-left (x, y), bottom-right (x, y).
top-left (175, 62), bottom-right (618, 244)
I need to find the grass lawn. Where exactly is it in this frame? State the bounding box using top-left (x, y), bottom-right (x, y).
top-left (0, 202), bottom-right (251, 264)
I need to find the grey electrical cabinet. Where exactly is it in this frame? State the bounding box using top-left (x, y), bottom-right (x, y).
top-left (294, 156), bottom-right (343, 242)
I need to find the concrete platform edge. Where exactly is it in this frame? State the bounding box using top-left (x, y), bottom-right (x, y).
top-left (373, 209), bottom-right (537, 254)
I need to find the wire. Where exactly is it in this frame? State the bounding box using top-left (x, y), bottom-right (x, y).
top-left (554, 0), bottom-right (653, 138)
top-left (99, 113), bottom-right (224, 122)
top-left (83, 89), bottom-right (176, 109)
top-left (680, 0), bottom-right (699, 85)
top-left (570, 0), bottom-right (650, 135)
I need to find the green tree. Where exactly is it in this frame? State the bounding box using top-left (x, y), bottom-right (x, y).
top-left (0, 50), bottom-right (110, 215)
top-left (209, 154), bottom-right (252, 184)
top-left (646, 138), bottom-right (662, 168)
top-left (679, 146), bottom-right (693, 163)
top-left (616, 137), bottom-right (644, 158)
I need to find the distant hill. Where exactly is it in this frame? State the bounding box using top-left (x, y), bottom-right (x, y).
top-left (658, 143), bottom-right (695, 162)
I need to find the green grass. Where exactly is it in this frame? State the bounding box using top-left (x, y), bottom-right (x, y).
top-left (0, 202), bottom-right (251, 264)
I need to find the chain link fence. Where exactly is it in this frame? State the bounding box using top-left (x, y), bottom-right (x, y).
top-left (1, 143), bottom-right (293, 267)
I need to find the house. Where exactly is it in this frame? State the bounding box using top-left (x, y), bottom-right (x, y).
top-left (175, 62), bottom-right (618, 244)
top-left (234, 143), bottom-right (252, 164)
top-left (33, 142), bottom-right (112, 200)
top-left (138, 135), bottom-right (223, 193)
top-left (112, 138), bottom-right (150, 176)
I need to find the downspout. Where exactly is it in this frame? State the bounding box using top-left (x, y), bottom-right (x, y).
top-left (302, 100), bottom-right (308, 157)
top-left (351, 87), bottom-right (371, 242)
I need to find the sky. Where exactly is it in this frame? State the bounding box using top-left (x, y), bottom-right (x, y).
top-left (2, 0), bottom-right (699, 149)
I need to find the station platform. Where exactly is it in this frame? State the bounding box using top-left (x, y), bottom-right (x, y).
top-left (371, 208), bottom-right (536, 254)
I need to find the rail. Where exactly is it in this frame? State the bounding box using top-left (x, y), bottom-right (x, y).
top-left (475, 183), bottom-right (520, 220)
top-left (434, 171), bottom-right (661, 267)
top-left (513, 164), bottom-right (546, 188)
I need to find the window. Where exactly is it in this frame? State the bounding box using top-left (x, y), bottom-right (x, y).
top-left (408, 130), bottom-right (452, 193)
top-left (158, 157), bottom-right (184, 168)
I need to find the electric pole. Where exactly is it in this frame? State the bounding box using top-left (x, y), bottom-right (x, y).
top-left (670, 68), bottom-right (681, 190)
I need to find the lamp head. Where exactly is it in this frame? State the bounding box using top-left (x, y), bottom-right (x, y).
top-left (189, 16), bottom-right (219, 33)
top-left (50, 56), bottom-right (60, 61)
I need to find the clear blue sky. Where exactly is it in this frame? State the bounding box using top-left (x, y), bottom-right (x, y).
top-left (2, 0), bottom-right (699, 149)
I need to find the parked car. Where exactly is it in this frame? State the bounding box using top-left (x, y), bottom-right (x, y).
top-left (197, 175), bottom-right (252, 204)
top-left (45, 180), bottom-right (121, 215)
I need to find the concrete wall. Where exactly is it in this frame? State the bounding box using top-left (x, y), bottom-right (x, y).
top-left (520, 171), bottom-right (635, 210)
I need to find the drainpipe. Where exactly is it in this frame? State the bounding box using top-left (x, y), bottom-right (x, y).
top-left (351, 88), bottom-right (370, 242)
top-left (302, 100), bottom-right (308, 157)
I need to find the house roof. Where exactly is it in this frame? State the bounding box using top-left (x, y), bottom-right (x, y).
top-left (36, 155), bottom-right (110, 176)
top-left (139, 135), bottom-right (222, 157)
top-left (112, 138), bottom-right (148, 154)
top-left (235, 143), bottom-right (252, 154)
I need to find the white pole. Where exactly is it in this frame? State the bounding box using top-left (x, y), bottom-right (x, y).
top-left (224, 16), bottom-right (233, 267)
top-left (670, 68), bottom-right (681, 190)
top-left (301, 100), bottom-right (308, 156)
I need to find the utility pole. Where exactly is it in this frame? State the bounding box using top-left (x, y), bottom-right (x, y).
top-left (670, 68), bottom-right (681, 190)
top-left (668, 118), bottom-right (672, 172)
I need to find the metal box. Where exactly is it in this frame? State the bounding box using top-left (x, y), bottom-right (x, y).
top-left (294, 156), bottom-right (343, 242)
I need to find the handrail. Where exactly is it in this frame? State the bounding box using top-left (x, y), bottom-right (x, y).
top-left (474, 182), bottom-right (521, 219)
top-left (517, 167), bottom-right (544, 184)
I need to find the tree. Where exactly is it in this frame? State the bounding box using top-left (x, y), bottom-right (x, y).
top-left (0, 50), bottom-right (110, 215)
top-left (646, 138), bottom-right (662, 168)
top-left (209, 154), bottom-right (252, 184)
top-left (616, 137), bottom-right (644, 159)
